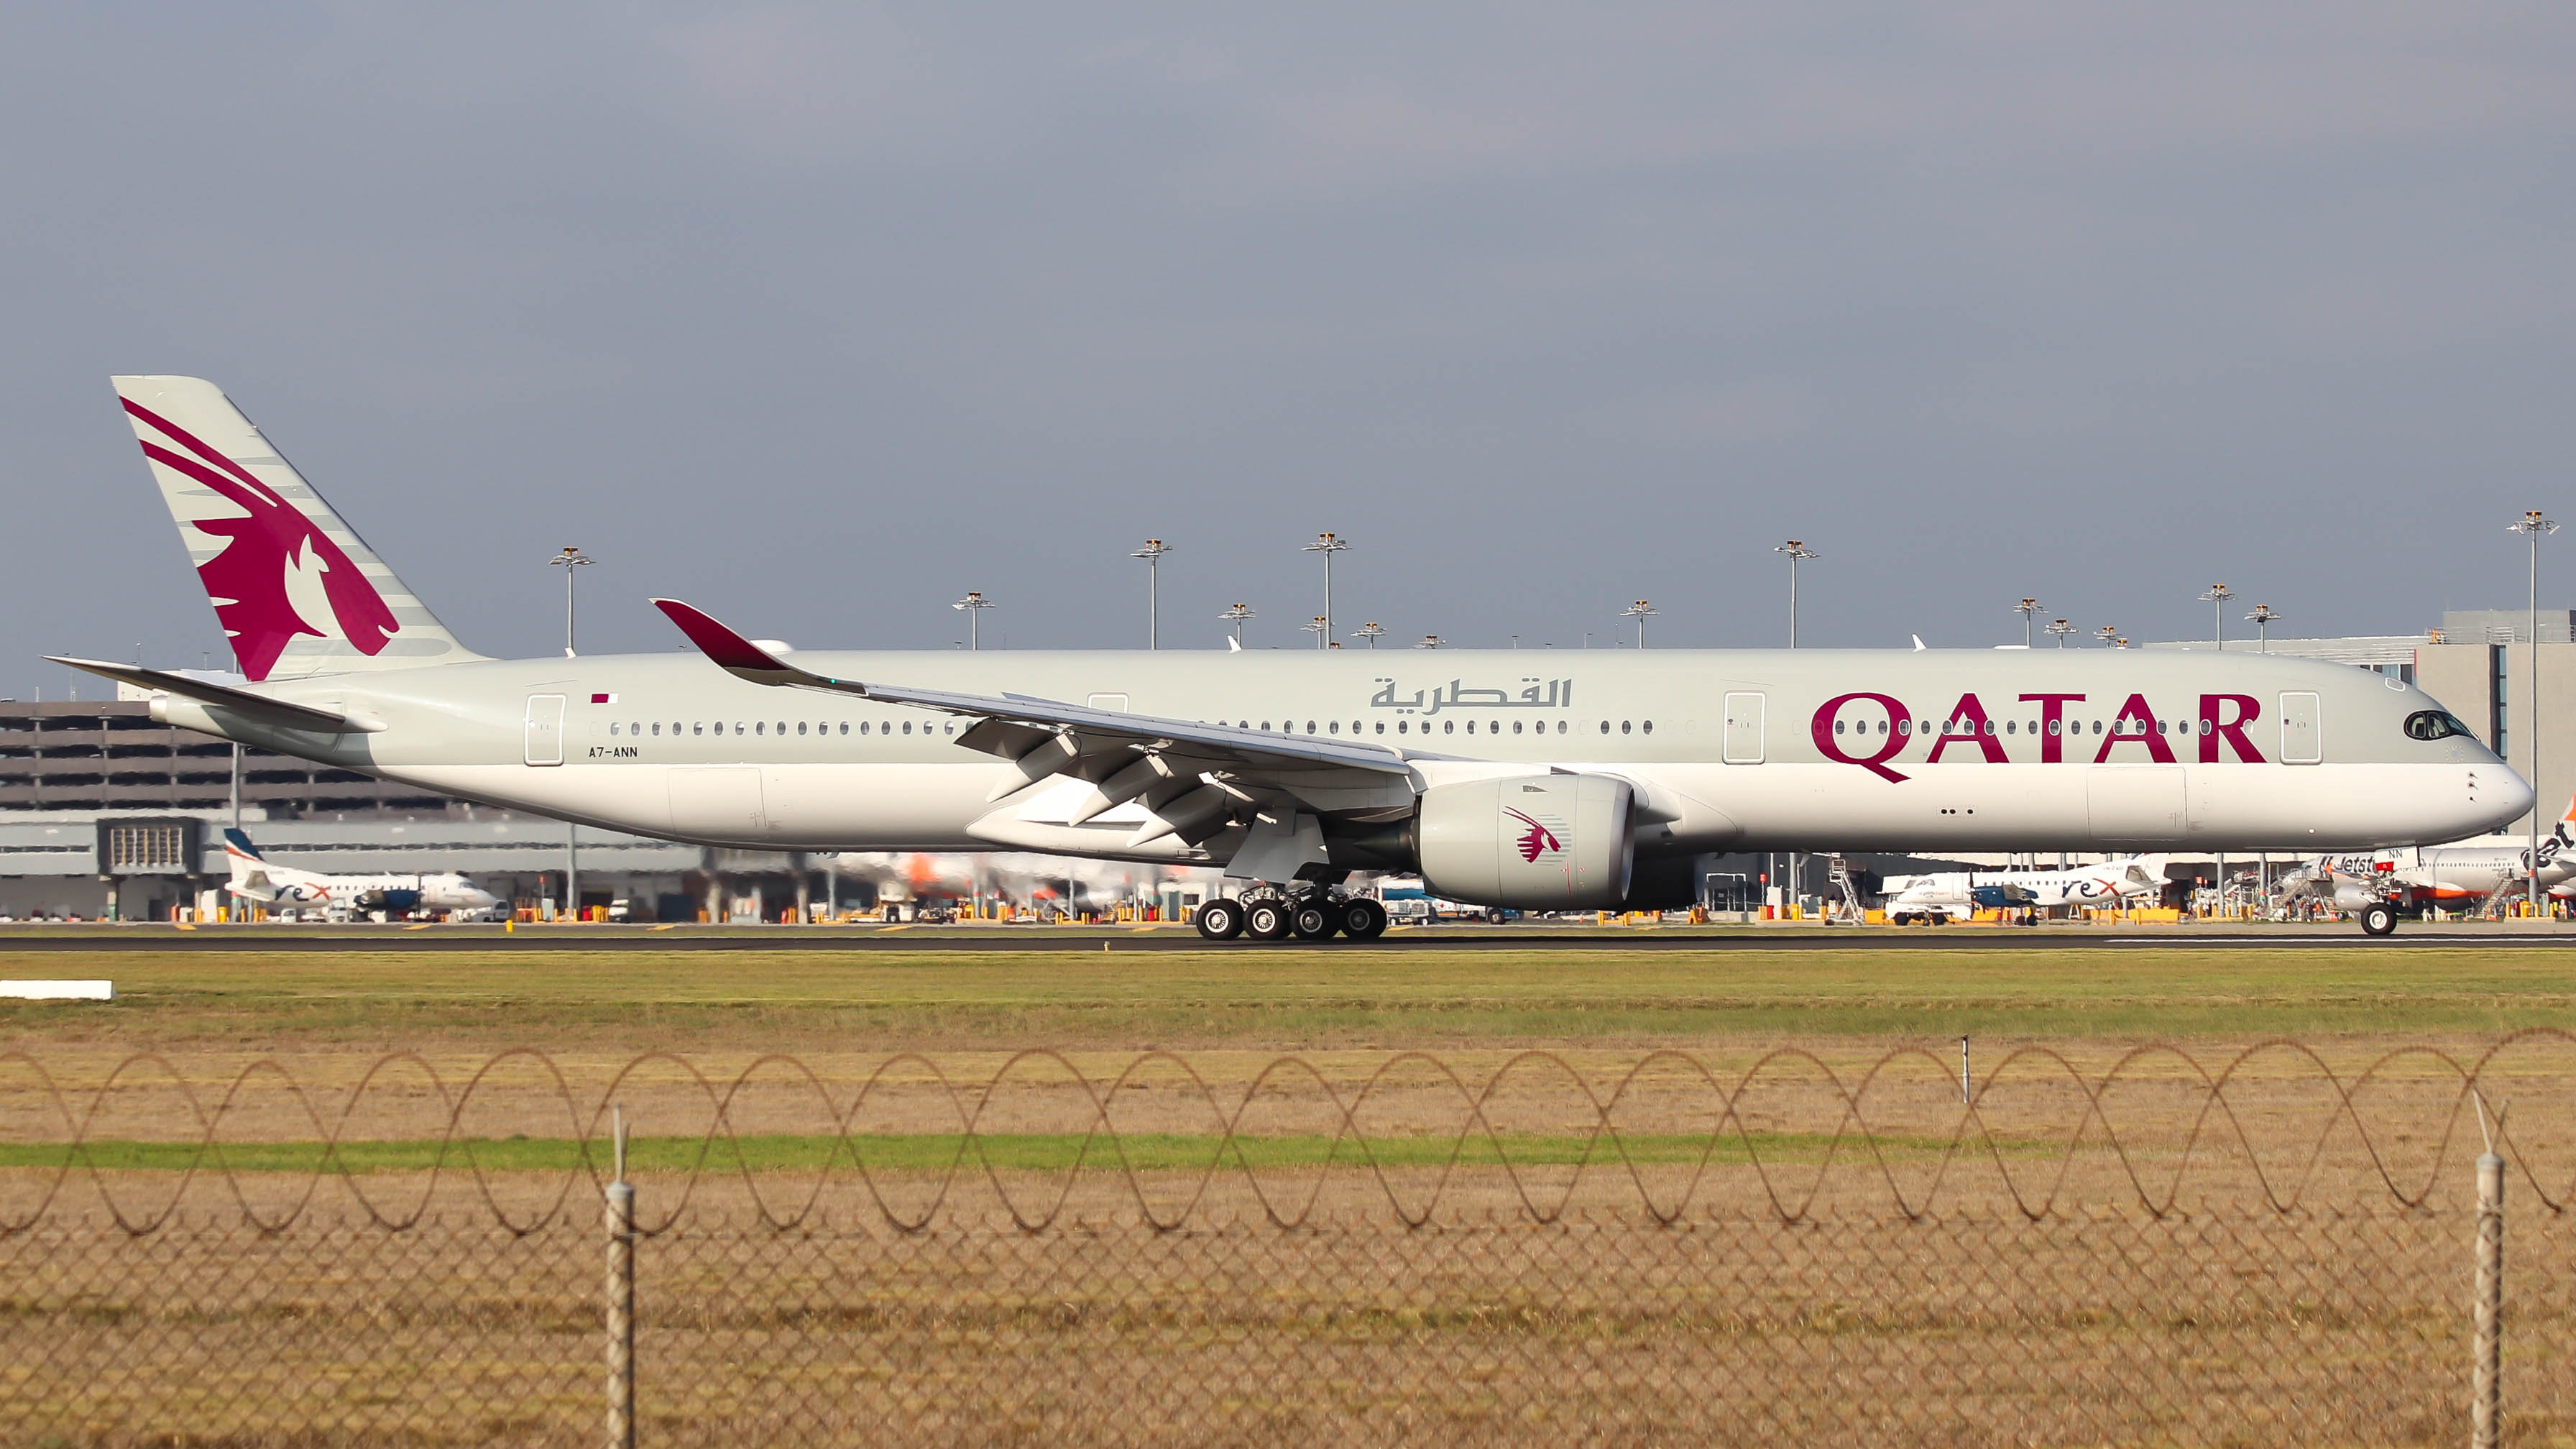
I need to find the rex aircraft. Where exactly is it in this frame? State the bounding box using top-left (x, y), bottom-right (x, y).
top-left (52, 376), bottom-right (2532, 940)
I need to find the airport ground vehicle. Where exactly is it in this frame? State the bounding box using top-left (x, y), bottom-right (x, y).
top-left (64, 376), bottom-right (2534, 943)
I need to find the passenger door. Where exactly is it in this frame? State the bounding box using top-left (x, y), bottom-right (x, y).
top-left (2278, 691), bottom-right (2322, 765)
top-left (1723, 692), bottom-right (1765, 764)
top-left (523, 694), bottom-right (566, 767)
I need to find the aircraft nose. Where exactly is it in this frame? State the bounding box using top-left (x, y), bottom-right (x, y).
top-left (2492, 765), bottom-right (2539, 829)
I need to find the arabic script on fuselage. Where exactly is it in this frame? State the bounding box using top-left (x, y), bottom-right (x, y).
top-left (1369, 678), bottom-right (1574, 716)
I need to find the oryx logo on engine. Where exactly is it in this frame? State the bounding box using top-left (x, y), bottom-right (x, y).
top-left (1504, 807), bottom-right (1564, 864)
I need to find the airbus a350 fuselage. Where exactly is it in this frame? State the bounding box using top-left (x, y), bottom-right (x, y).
top-left (142, 645), bottom-right (2518, 862)
top-left (67, 374), bottom-right (2535, 926)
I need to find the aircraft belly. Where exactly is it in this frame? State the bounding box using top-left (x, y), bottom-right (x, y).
top-left (2184, 763), bottom-right (2521, 851)
top-left (385, 763), bottom-right (993, 850)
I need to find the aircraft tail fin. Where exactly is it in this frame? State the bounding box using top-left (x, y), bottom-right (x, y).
top-left (221, 829), bottom-right (274, 900)
top-left (110, 376), bottom-right (485, 682)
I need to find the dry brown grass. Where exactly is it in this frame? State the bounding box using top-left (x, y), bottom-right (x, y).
top-left (6, 939), bottom-right (2576, 1443)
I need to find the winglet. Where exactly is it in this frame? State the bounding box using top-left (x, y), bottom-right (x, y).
top-left (650, 599), bottom-right (791, 672)
top-left (651, 599), bottom-right (871, 694)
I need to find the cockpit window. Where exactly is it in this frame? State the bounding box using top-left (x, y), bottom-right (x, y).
top-left (2403, 709), bottom-right (2475, 742)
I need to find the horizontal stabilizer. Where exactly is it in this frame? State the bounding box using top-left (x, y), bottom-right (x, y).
top-left (45, 656), bottom-right (382, 735)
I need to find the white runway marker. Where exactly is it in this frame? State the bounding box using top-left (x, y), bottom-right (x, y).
top-left (0, 980), bottom-right (114, 1000)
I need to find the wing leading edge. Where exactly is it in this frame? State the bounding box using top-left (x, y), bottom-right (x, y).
top-left (650, 599), bottom-right (1421, 851)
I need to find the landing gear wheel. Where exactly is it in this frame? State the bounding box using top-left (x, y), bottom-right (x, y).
top-left (1243, 900), bottom-right (1292, 941)
top-left (1289, 902), bottom-right (1339, 941)
top-left (1338, 897), bottom-right (1389, 941)
top-left (2360, 902), bottom-right (2398, 937)
top-left (1195, 898), bottom-right (1246, 940)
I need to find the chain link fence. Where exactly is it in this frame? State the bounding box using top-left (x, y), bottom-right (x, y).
top-left (6, 1035), bottom-right (2575, 1445)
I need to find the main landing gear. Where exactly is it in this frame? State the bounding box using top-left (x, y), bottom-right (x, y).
top-left (1195, 888), bottom-right (1389, 944)
top-left (2359, 901), bottom-right (2398, 937)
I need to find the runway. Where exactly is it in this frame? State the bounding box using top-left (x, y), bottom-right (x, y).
top-left (1, 922), bottom-right (2569, 952)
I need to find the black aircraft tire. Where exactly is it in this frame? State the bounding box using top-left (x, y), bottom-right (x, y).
top-left (1244, 901), bottom-right (1292, 941)
top-left (1194, 898), bottom-right (1246, 940)
top-left (1289, 903), bottom-right (1338, 941)
top-left (2360, 903), bottom-right (2398, 937)
top-left (1339, 898), bottom-right (1389, 941)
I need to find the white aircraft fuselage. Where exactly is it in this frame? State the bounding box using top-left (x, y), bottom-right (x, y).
top-left (71, 374), bottom-right (2534, 918)
top-left (142, 647), bottom-right (2519, 867)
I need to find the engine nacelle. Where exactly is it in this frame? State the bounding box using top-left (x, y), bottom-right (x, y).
top-left (1417, 773), bottom-right (1634, 910)
top-left (355, 888), bottom-right (422, 913)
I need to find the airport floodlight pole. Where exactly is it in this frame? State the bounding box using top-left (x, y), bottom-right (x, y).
top-left (1352, 621), bottom-right (1386, 649)
top-left (548, 546), bottom-right (592, 920)
top-left (1775, 540), bottom-right (1820, 647)
top-left (2245, 604), bottom-right (2278, 653)
top-left (2199, 584), bottom-right (2234, 650)
top-left (952, 591), bottom-right (993, 650)
top-left (2096, 625), bottom-right (2119, 648)
top-left (1622, 599), bottom-right (1658, 648)
top-left (1302, 615), bottom-right (1328, 645)
top-left (1302, 532), bottom-right (1351, 647)
top-left (1220, 602), bottom-right (1255, 647)
top-left (550, 546), bottom-right (592, 657)
top-left (2014, 598), bottom-right (2042, 647)
top-left (2046, 618), bottom-right (2074, 648)
top-left (1131, 538), bottom-right (1171, 650)
top-left (2511, 510), bottom-right (2559, 916)
top-left (1415, 634), bottom-right (1443, 649)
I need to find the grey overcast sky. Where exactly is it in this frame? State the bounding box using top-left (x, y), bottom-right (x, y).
top-left (4, 3), bottom-right (2572, 681)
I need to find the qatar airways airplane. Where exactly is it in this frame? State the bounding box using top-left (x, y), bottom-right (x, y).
top-left (55, 376), bottom-right (2530, 941)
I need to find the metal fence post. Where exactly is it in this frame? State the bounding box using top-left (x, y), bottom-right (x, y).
top-left (2474, 1146), bottom-right (2503, 1449)
top-left (607, 1108), bottom-right (635, 1449)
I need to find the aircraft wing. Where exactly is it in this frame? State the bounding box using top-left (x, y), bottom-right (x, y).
top-left (653, 600), bottom-right (1420, 846)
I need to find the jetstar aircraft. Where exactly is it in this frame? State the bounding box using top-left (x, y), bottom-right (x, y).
top-left (2278, 800), bottom-right (2576, 918)
top-left (54, 377), bottom-right (2532, 942)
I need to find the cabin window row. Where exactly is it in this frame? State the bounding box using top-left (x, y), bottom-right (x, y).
top-left (1828, 717), bottom-right (2219, 737)
top-left (1215, 719), bottom-right (1658, 738)
top-left (606, 719), bottom-right (958, 737)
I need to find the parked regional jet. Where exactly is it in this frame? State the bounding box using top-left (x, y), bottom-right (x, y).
top-left (1879, 857), bottom-right (2163, 924)
top-left (56, 377), bottom-right (2533, 941)
top-left (222, 829), bottom-right (501, 919)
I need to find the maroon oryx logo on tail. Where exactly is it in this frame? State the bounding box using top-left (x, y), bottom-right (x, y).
top-left (1504, 807), bottom-right (1563, 864)
top-left (123, 397), bottom-right (398, 681)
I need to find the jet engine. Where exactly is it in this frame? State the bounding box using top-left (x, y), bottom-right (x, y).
top-left (354, 888), bottom-right (422, 913)
top-left (1416, 773), bottom-right (1634, 910)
